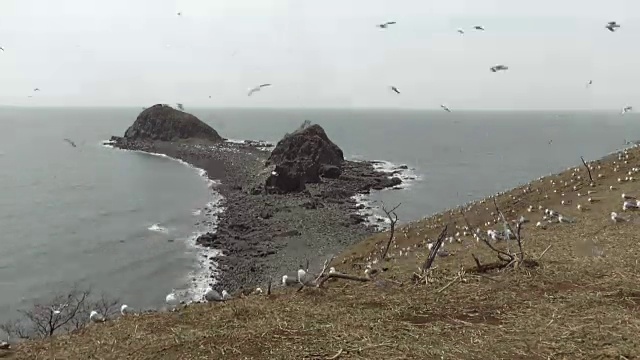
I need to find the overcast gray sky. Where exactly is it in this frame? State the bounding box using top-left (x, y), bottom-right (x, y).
top-left (0, 0), bottom-right (638, 109)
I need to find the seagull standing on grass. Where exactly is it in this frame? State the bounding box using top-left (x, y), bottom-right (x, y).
top-left (623, 201), bottom-right (639, 211)
top-left (611, 212), bottom-right (628, 223)
top-left (247, 84), bottom-right (271, 96)
top-left (89, 310), bottom-right (106, 323)
top-left (281, 275), bottom-right (300, 287)
top-left (165, 289), bottom-right (179, 309)
top-left (377, 21), bottom-right (396, 29)
top-left (221, 290), bottom-right (232, 300)
top-left (390, 86), bottom-right (401, 94)
top-left (297, 268), bottom-right (316, 286)
top-left (120, 304), bottom-right (133, 316)
top-left (605, 21), bottom-right (621, 32)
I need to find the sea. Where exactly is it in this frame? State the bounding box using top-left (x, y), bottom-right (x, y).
top-left (0, 107), bottom-right (637, 325)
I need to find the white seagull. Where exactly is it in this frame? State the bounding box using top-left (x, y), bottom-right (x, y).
top-left (586, 80), bottom-right (592, 88)
top-left (440, 104), bottom-right (452, 113)
top-left (457, 28), bottom-right (465, 35)
top-left (473, 25), bottom-right (485, 31)
top-left (165, 289), bottom-right (179, 309)
top-left (621, 106), bottom-right (633, 115)
top-left (248, 84), bottom-right (272, 96)
top-left (281, 274), bottom-right (300, 287)
top-left (204, 287), bottom-right (224, 302)
top-left (623, 201), bottom-right (639, 211)
top-left (0, 47), bottom-right (4, 52)
top-left (605, 21), bottom-right (620, 32)
top-left (490, 65), bottom-right (509, 73)
top-left (221, 290), bottom-right (232, 300)
top-left (611, 211), bottom-right (628, 223)
top-left (120, 304), bottom-right (133, 316)
top-left (377, 21), bottom-right (396, 29)
top-left (33, 88), bottom-right (40, 92)
top-left (89, 310), bottom-right (106, 323)
top-left (297, 268), bottom-right (316, 286)
top-left (390, 86), bottom-right (401, 94)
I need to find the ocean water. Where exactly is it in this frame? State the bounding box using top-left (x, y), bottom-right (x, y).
top-left (0, 107), bottom-right (638, 325)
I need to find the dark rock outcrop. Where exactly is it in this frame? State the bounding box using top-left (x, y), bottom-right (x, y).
top-left (122, 104), bottom-right (223, 142)
top-left (265, 123), bottom-right (345, 193)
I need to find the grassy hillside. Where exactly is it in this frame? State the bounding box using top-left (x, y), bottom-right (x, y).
top-left (3, 147), bottom-right (640, 360)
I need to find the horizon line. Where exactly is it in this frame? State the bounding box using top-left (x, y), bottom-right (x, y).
top-left (0, 105), bottom-right (626, 112)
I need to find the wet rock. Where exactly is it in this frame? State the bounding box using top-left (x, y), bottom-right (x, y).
top-left (321, 164), bottom-right (342, 179)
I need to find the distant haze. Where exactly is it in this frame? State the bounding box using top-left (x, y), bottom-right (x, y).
top-left (0, 0), bottom-right (637, 110)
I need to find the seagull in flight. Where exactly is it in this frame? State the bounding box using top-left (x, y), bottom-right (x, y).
top-left (473, 25), bottom-right (485, 31)
top-left (586, 80), bottom-right (593, 88)
top-left (390, 86), bottom-right (401, 94)
top-left (490, 65), bottom-right (509, 72)
top-left (248, 83), bottom-right (271, 96)
top-left (33, 88), bottom-right (40, 92)
top-left (0, 47), bottom-right (4, 52)
top-left (457, 28), bottom-right (465, 35)
top-left (377, 21), bottom-right (396, 29)
top-left (63, 138), bottom-right (77, 147)
top-left (177, 12), bottom-right (182, 16)
top-left (605, 21), bottom-right (620, 32)
top-left (440, 104), bottom-right (452, 113)
top-left (621, 105), bottom-right (633, 115)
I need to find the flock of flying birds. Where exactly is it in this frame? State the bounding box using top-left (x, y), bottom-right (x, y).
top-left (5, 12), bottom-right (632, 115)
top-left (237, 17), bottom-right (633, 115)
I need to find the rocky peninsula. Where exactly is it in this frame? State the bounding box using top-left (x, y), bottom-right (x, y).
top-left (110, 105), bottom-right (404, 293)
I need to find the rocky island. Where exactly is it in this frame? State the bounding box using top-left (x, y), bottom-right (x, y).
top-left (110, 105), bottom-right (404, 293)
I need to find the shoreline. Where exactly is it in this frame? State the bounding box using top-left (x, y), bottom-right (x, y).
top-left (103, 142), bottom-right (227, 301)
top-left (11, 140), bottom-right (640, 359)
top-left (106, 136), bottom-right (409, 295)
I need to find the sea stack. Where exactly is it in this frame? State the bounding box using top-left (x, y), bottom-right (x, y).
top-left (265, 122), bottom-right (344, 193)
top-left (121, 104), bottom-right (223, 142)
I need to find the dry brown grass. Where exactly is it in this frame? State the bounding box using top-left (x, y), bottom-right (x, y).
top-left (4, 148), bottom-right (640, 359)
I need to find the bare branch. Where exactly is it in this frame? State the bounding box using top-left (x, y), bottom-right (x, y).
top-left (314, 256), bottom-right (335, 283)
top-left (580, 156), bottom-right (594, 184)
top-left (460, 210), bottom-right (514, 263)
top-left (421, 225), bottom-right (448, 272)
top-left (380, 202), bottom-right (401, 261)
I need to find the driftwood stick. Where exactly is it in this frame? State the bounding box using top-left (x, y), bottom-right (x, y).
top-left (537, 244), bottom-right (553, 260)
top-left (437, 274), bottom-right (462, 293)
top-left (380, 202), bottom-right (401, 261)
top-left (421, 225), bottom-right (448, 272)
top-left (317, 272), bottom-right (371, 288)
top-left (472, 253), bottom-right (483, 270)
top-left (581, 156), bottom-right (594, 184)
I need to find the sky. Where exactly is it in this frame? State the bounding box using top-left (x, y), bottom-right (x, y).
top-left (0, 0), bottom-right (638, 109)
